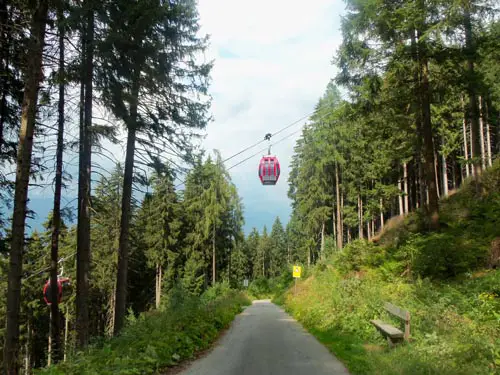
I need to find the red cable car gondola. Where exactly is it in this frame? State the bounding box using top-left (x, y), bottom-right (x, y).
top-left (43, 277), bottom-right (71, 305)
top-left (258, 155), bottom-right (280, 185)
top-left (259, 133), bottom-right (280, 185)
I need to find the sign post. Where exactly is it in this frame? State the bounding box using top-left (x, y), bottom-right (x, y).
top-left (292, 265), bottom-right (302, 295)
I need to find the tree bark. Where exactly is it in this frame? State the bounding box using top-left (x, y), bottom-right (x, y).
top-left (49, 4), bottom-right (65, 362)
top-left (403, 163), bottom-right (409, 213)
top-left (155, 263), bottom-right (162, 309)
top-left (358, 194), bottom-right (363, 239)
top-left (398, 179), bottom-right (404, 216)
top-left (48, 311), bottom-right (52, 366)
top-left (335, 163), bottom-right (342, 249)
top-left (76, 7), bottom-right (93, 348)
top-left (479, 96), bottom-right (486, 170)
top-left (4, 3), bottom-right (48, 373)
top-left (483, 98), bottom-right (492, 167)
top-left (434, 150), bottom-right (440, 199)
top-left (212, 218), bottom-right (216, 284)
top-left (114, 121), bottom-right (137, 336)
top-left (410, 29), bottom-right (426, 208)
top-left (441, 138), bottom-right (448, 197)
top-left (462, 96), bottom-right (470, 178)
top-left (0, 0), bottom-right (9, 150)
top-left (464, 5), bottom-right (482, 178)
top-left (420, 50), bottom-right (439, 217)
top-left (379, 198), bottom-right (384, 230)
top-left (24, 318), bottom-right (31, 374)
top-left (64, 306), bottom-right (69, 362)
top-left (470, 113), bottom-right (475, 177)
top-left (320, 221), bottom-right (325, 260)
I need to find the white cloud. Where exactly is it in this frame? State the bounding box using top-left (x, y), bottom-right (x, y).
top-left (197, 0), bottom-right (345, 232)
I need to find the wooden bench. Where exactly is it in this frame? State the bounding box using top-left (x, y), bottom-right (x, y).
top-left (370, 302), bottom-right (410, 347)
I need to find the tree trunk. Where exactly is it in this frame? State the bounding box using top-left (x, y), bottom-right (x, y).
top-left (420, 50), bottom-right (439, 217)
top-left (434, 150), bottom-right (441, 199)
top-left (398, 180), bottom-right (404, 216)
top-left (114, 122), bottom-right (137, 335)
top-left (410, 29), bottom-right (426, 209)
top-left (4, 3), bottom-right (48, 373)
top-left (24, 318), bottom-right (31, 374)
top-left (462, 96), bottom-right (470, 178)
top-left (212, 221), bottom-right (216, 285)
top-left (347, 228), bottom-right (351, 244)
top-left (367, 221), bottom-right (371, 241)
top-left (107, 286), bottom-right (116, 336)
top-left (335, 163), bottom-right (342, 249)
top-left (464, 5), bottom-right (482, 178)
top-left (0, 0), bottom-right (9, 150)
top-left (452, 153), bottom-right (458, 189)
top-left (320, 221), bottom-right (325, 260)
top-left (403, 163), bottom-right (409, 213)
top-left (49, 5), bottom-right (65, 362)
top-left (155, 263), bottom-right (162, 309)
top-left (441, 138), bottom-right (448, 197)
top-left (380, 198), bottom-right (384, 230)
top-left (484, 98), bottom-right (492, 167)
top-left (64, 306), bottom-right (69, 362)
top-left (76, 7), bottom-right (93, 348)
top-left (358, 194), bottom-right (363, 239)
top-left (48, 311), bottom-right (53, 366)
top-left (479, 96), bottom-right (486, 170)
top-left (332, 206), bottom-right (336, 243)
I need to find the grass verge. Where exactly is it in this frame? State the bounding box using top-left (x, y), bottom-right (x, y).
top-left (38, 288), bottom-right (250, 375)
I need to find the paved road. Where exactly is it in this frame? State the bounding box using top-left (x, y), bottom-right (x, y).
top-left (178, 300), bottom-right (350, 375)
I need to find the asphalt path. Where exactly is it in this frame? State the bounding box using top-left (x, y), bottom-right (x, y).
top-left (178, 299), bottom-right (350, 375)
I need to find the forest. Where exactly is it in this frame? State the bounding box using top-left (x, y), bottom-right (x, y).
top-left (0, 0), bottom-right (499, 374)
top-left (287, 0), bottom-right (500, 264)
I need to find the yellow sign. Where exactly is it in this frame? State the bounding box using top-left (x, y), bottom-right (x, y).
top-left (293, 265), bottom-right (302, 278)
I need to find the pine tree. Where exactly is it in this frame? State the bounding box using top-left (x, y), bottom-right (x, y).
top-left (4, 2), bottom-right (49, 372)
top-left (269, 217), bottom-right (286, 277)
top-left (97, 0), bottom-right (212, 335)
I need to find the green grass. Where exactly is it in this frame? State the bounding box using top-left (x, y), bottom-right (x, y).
top-left (38, 287), bottom-right (250, 375)
top-left (276, 162), bottom-right (500, 375)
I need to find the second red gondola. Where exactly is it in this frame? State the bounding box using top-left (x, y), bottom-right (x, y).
top-left (43, 277), bottom-right (71, 305)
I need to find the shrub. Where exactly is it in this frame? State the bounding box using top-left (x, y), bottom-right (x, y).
top-left (38, 289), bottom-right (250, 375)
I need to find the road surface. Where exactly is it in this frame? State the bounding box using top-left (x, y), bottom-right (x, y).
top-left (178, 299), bottom-right (350, 375)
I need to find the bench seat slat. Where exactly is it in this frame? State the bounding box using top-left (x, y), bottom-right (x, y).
top-left (370, 319), bottom-right (404, 339)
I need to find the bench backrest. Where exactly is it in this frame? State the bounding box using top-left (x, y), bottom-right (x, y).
top-left (384, 302), bottom-right (410, 321)
top-left (384, 302), bottom-right (410, 339)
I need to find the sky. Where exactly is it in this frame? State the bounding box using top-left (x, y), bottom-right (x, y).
top-left (196, 0), bottom-right (345, 233)
top-left (23, 0), bottom-right (346, 235)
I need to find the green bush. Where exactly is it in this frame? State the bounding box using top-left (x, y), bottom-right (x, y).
top-left (38, 288), bottom-right (250, 375)
top-left (334, 240), bottom-right (386, 272)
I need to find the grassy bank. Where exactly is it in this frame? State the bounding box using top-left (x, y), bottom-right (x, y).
top-left (277, 267), bottom-right (499, 374)
top-left (276, 163), bottom-right (500, 374)
top-left (39, 285), bottom-right (250, 375)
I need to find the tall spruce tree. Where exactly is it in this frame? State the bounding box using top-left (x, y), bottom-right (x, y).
top-left (97, 0), bottom-right (212, 335)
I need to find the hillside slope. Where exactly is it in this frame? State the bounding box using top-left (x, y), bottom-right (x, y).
top-left (277, 162), bottom-right (500, 375)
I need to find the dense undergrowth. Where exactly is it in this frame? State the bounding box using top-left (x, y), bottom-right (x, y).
top-left (38, 284), bottom-right (250, 375)
top-left (276, 162), bottom-right (500, 375)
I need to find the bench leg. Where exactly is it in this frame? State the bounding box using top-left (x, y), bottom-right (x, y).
top-left (386, 336), bottom-right (394, 348)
